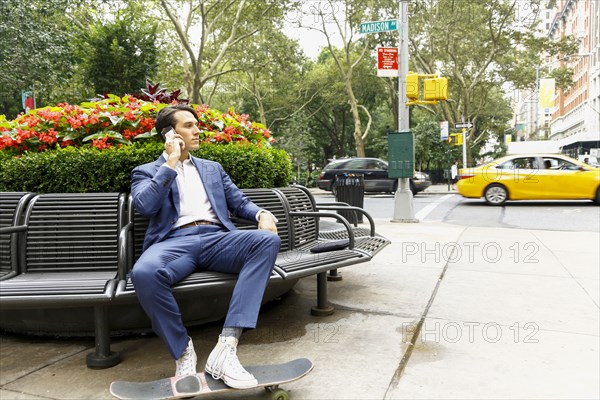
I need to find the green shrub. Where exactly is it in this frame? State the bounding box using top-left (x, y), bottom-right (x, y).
top-left (0, 142), bottom-right (292, 193)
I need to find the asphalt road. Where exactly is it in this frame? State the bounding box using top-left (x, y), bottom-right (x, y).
top-left (318, 192), bottom-right (600, 232)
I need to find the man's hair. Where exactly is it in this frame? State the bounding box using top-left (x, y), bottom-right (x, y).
top-left (155, 104), bottom-right (200, 141)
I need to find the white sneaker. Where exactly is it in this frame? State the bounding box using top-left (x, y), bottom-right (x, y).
top-left (175, 337), bottom-right (197, 376)
top-left (205, 336), bottom-right (258, 389)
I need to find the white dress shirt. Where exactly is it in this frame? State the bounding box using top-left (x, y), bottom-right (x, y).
top-left (161, 153), bottom-right (275, 229)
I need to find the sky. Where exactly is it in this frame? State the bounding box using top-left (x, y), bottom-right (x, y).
top-left (281, 1), bottom-right (347, 60)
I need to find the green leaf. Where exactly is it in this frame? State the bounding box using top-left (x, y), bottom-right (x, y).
top-left (109, 115), bottom-right (123, 125)
top-left (134, 131), bottom-right (157, 139)
top-left (83, 132), bottom-right (106, 142)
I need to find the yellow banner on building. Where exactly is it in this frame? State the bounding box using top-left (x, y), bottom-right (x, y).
top-left (539, 78), bottom-right (555, 108)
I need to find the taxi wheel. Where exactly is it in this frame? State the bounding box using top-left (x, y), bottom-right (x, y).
top-left (484, 184), bottom-right (508, 206)
top-left (595, 187), bottom-right (600, 205)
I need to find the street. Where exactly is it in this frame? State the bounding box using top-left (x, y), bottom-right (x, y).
top-left (317, 192), bottom-right (600, 232)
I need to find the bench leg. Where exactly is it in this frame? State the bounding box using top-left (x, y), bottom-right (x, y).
top-left (327, 269), bottom-right (343, 281)
top-left (86, 305), bottom-right (121, 369)
top-left (311, 272), bottom-right (334, 316)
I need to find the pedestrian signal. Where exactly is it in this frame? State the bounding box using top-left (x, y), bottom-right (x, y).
top-left (448, 133), bottom-right (462, 146)
top-left (406, 73), bottom-right (419, 101)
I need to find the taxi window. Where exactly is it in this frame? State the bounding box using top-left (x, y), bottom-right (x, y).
top-left (497, 157), bottom-right (536, 169)
top-left (556, 158), bottom-right (580, 170)
top-left (496, 160), bottom-right (515, 169)
top-left (542, 158), bottom-right (560, 169)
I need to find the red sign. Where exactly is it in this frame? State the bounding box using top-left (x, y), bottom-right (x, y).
top-left (377, 47), bottom-right (398, 77)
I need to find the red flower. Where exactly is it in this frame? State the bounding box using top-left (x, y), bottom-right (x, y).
top-left (124, 111), bottom-right (137, 121)
top-left (39, 129), bottom-right (58, 145)
top-left (0, 135), bottom-right (17, 150)
top-left (92, 137), bottom-right (111, 150)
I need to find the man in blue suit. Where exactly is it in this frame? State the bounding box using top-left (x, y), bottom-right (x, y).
top-left (130, 104), bottom-right (281, 389)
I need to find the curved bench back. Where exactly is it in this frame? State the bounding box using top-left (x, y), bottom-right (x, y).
top-left (22, 193), bottom-right (125, 272)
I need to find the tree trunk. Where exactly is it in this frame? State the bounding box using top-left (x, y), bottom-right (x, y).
top-left (346, 80), bottom-right (365, 157)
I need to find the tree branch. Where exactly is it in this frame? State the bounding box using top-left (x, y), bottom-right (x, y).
top-left (161, 0), bottom-right (197, 72)
top-left (358, 104), bottom-right (372, 140)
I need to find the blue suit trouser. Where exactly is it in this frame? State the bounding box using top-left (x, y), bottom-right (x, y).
top-left (131, 225), bottom-right (281, 359)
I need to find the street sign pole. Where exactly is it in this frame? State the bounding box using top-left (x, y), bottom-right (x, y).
top-left (392, 0), bottom-right (417, 223)
top-left (454, 122), bottom-right (472, 169)
top-left (462, 127), bottom-right (467, 168)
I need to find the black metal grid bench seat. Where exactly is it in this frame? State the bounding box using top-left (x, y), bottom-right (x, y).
top-left (318, 226), bottom-right (373, 240)
top-left (276, 248), bottom-right (363, 277)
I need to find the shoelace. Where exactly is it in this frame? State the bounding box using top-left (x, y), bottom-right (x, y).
top-left (177, 346), bottom-right (196, 375)
top-left (209, 344), bottom-right (247, 380)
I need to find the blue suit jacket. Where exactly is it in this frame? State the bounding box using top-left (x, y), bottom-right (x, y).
top-left (131, 155), bottom-right (261, 252)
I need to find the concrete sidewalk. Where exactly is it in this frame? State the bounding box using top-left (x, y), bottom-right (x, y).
top-left (1, 219), bottom-right (598, 399)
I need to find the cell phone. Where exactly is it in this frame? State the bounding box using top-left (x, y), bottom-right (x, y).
top-left (160, 127), bottom-right (175, 141)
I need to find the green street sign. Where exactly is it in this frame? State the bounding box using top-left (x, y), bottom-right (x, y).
top-left (359, 19), bottom-right (398, 34)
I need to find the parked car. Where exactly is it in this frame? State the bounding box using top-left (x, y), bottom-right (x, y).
top-left (317, 157), bottom-right (431, 195)
top-left (457, 153), bottom-right (600, 205)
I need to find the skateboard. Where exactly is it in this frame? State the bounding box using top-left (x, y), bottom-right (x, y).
top-left (110, 358), bottom-right (313, 400)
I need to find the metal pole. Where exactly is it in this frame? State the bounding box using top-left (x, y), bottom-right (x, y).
top-left (392, 0), bottom-right (417, 223)
top-left (447, 146), bottom-right (451, 191)
top-left (462, 127), bottom-right (467, 168)
top-left (535, 66), bottom-right (539, 138)
top-left (397, 0), bottom-right (409, 134)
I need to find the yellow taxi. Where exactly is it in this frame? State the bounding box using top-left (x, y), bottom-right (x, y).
top-left (457, 153), bottom-right (600, 205)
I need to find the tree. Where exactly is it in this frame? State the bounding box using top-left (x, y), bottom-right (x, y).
top-left (0, 0), bottom-right (79, 116)
top-left (82, 3), bottom-right (159, 96)
top-left (407, 0), bottom-right (577, 164)
top-left (305, 0), bottom-right (382, 157)
top-left (229, 28), bottom-right (311, 129)
top-left (158, 0), bottom-right (296, 104)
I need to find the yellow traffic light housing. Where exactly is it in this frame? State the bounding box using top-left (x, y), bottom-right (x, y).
top-left (424, 77), bottom-right (448, 101)
top-left (406, 73), bottom-right (419, 101)
top-left (405, 72), bottom-right (448, 106)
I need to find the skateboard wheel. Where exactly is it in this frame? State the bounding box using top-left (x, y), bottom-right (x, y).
top-left (271, 388), bottom-right (289, 400)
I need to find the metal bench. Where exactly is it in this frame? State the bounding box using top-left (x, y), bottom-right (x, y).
top-left (278, 186), bottom-right (389, 255)
top-left (117, 188), bottom-right (373, 317)
top-left (0, 193), bottom-right (127, 369)
top-left (0, 187), bottom-right (388, 369)
top-left (275, 186), bottom-right (390, 315)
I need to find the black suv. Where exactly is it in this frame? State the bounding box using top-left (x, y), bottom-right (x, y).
top-left (317, 157), bottom-right (431, 194)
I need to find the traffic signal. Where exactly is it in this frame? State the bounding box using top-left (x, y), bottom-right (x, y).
top-left (448, 133), bottom-right (462, 146)
top-left (424, 77), bottom-right (448, 101)
top-left (406, 72), bottom-right (419, 101)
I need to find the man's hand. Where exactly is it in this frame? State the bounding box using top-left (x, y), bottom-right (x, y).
top-left (164, 131), bottom-right (185, 168)
top-left (258, 212), bottom-right (278, 234)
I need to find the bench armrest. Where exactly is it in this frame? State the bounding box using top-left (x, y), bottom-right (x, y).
top-left (313, 205), bottom-right (376, 236)
top-left (118, 222), bottom-right (133, 280)
top-left (288, 211), bottom-right (355, 249)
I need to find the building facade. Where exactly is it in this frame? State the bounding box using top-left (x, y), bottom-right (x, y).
top-left (547, 0), bottom-right (600, 156)
top-left (510, 0), bottom-right (599, 155)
